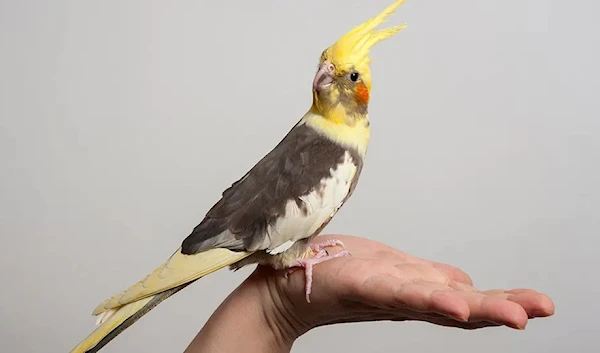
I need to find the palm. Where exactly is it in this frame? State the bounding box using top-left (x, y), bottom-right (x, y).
top-left (272, 234), bottom-right (554, 330)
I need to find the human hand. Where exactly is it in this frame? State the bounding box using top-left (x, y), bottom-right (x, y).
top-left (185, 234), bottom-right (555, 353)
top-left (256, 234), bottom-right (555, 340)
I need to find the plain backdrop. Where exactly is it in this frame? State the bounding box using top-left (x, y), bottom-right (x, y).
top-left (1, 0), bottom-right (598, 352)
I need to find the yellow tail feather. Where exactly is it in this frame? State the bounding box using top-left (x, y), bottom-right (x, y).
top-left (71, 248), bottom-right (252, 353)
top-left (94, 247), bottom-right (251, 315)
top-left (70, 296), bottom-right (154, 353)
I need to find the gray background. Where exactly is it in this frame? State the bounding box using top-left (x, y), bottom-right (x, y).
top-left (1, 0), bottom-right (598, 352)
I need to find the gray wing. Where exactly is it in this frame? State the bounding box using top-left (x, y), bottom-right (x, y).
top-left (181, 122), bottom-right (351, 255)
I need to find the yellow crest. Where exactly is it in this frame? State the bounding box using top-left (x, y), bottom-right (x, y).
top-left (323, 0), bottom-right (407, 75)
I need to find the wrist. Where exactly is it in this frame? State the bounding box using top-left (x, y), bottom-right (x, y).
top-left (249, 265), bottom-right (313, 346)
top-left (185, 266), bottom-right (308, 353)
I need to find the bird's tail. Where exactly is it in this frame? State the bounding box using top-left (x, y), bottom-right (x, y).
top-left (70, 247), bottom-right (253, 353)
top-left (69, 282), bottom-right (191, 353)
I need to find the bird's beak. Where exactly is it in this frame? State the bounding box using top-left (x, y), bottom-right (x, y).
top-left (313, 61), bottom-right (335, 92)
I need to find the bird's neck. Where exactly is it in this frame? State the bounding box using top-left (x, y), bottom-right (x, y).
top-left (302, 109), bottom-right (370, 158)
top-left (311, 90), bottom-right (369, 126)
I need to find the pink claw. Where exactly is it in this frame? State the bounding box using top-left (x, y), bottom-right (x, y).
top-left (309, 239), bottom-right (346, 254)
top-left (284, 239), bottom-right (350, 300)
top-left (284, 250), bottom-right (326, 279)
top-left (295, 249), bottom-right (351, 303)
top-left (284, 267), bottom-right (299, 279)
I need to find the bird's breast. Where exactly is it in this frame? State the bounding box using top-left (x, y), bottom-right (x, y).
top-left (266, 151), bottom-right (359, 255)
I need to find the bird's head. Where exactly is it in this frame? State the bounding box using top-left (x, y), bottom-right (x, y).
top-left (311, 0), bottom-right (407, 124)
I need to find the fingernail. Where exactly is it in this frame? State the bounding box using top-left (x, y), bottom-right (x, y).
top-left (449, 313), bottom-right (468, 322)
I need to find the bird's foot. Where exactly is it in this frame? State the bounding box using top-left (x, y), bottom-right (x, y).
top-left (284, 239), bottom-right (347, 279)
top-left (290, 249), bottom-right (351, 303)
top-left (309, 239), bottom-right (346, 255)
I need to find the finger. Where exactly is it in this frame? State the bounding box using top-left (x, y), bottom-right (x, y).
top-left (419, 316), bottom-right (504, 330)
top-left (507, 291), bottom-right (555, 318)
top-left (346, 308), bottom-right (522, 331)
top-left (360, 277), bottom-right (476, 322)
top-left (479, 289), bottom-right (555, 318)
top-left (428, 290), bottom-right (471, 322)
top-left (391, 281), bottom-right (471, 322)
top-left (507, 288), bottom-right (541, 295)
top-left (451, 291), bottom-right (529, 329)
top-left (390, 311), bottom-right (509, 330)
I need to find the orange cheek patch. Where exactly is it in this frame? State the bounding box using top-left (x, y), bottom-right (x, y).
top-left (355, 82), bottom-right (370, 104)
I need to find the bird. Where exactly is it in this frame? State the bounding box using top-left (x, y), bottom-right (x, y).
top-left (70, 1), bottom-right (407, 352)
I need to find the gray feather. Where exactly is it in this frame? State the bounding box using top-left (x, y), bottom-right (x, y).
top-left (181, 122), bottom-right (362, 255)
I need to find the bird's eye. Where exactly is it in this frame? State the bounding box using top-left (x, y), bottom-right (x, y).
top-left (350, 72), bottom-right (360, 82)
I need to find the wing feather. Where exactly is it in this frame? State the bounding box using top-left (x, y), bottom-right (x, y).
top-left (181, 123), bottom-right (351, 254)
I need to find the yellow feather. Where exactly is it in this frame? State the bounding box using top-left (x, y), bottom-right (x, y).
top-left (71, 248), bottom-right (251, 352)
top-left (93, 248), bottom-right (251, 315)
top-left (71, 4), bottom-right (406, 352)
top-left (304, 112), bottom-right (370, 158)
top-left (71, 297), bottom-right (153, 353)
top-left (324, 0), bottom-right (407, 75)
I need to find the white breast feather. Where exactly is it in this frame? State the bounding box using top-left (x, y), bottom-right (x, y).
top-left (266, 151), bottom-right (357, 255)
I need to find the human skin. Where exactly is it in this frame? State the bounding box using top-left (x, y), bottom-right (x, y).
top-left (184, 234), bottom-right (555, 353)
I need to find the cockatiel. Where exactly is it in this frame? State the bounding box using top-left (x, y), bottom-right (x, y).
top-left (70, 1), bottom-right (407, 352)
